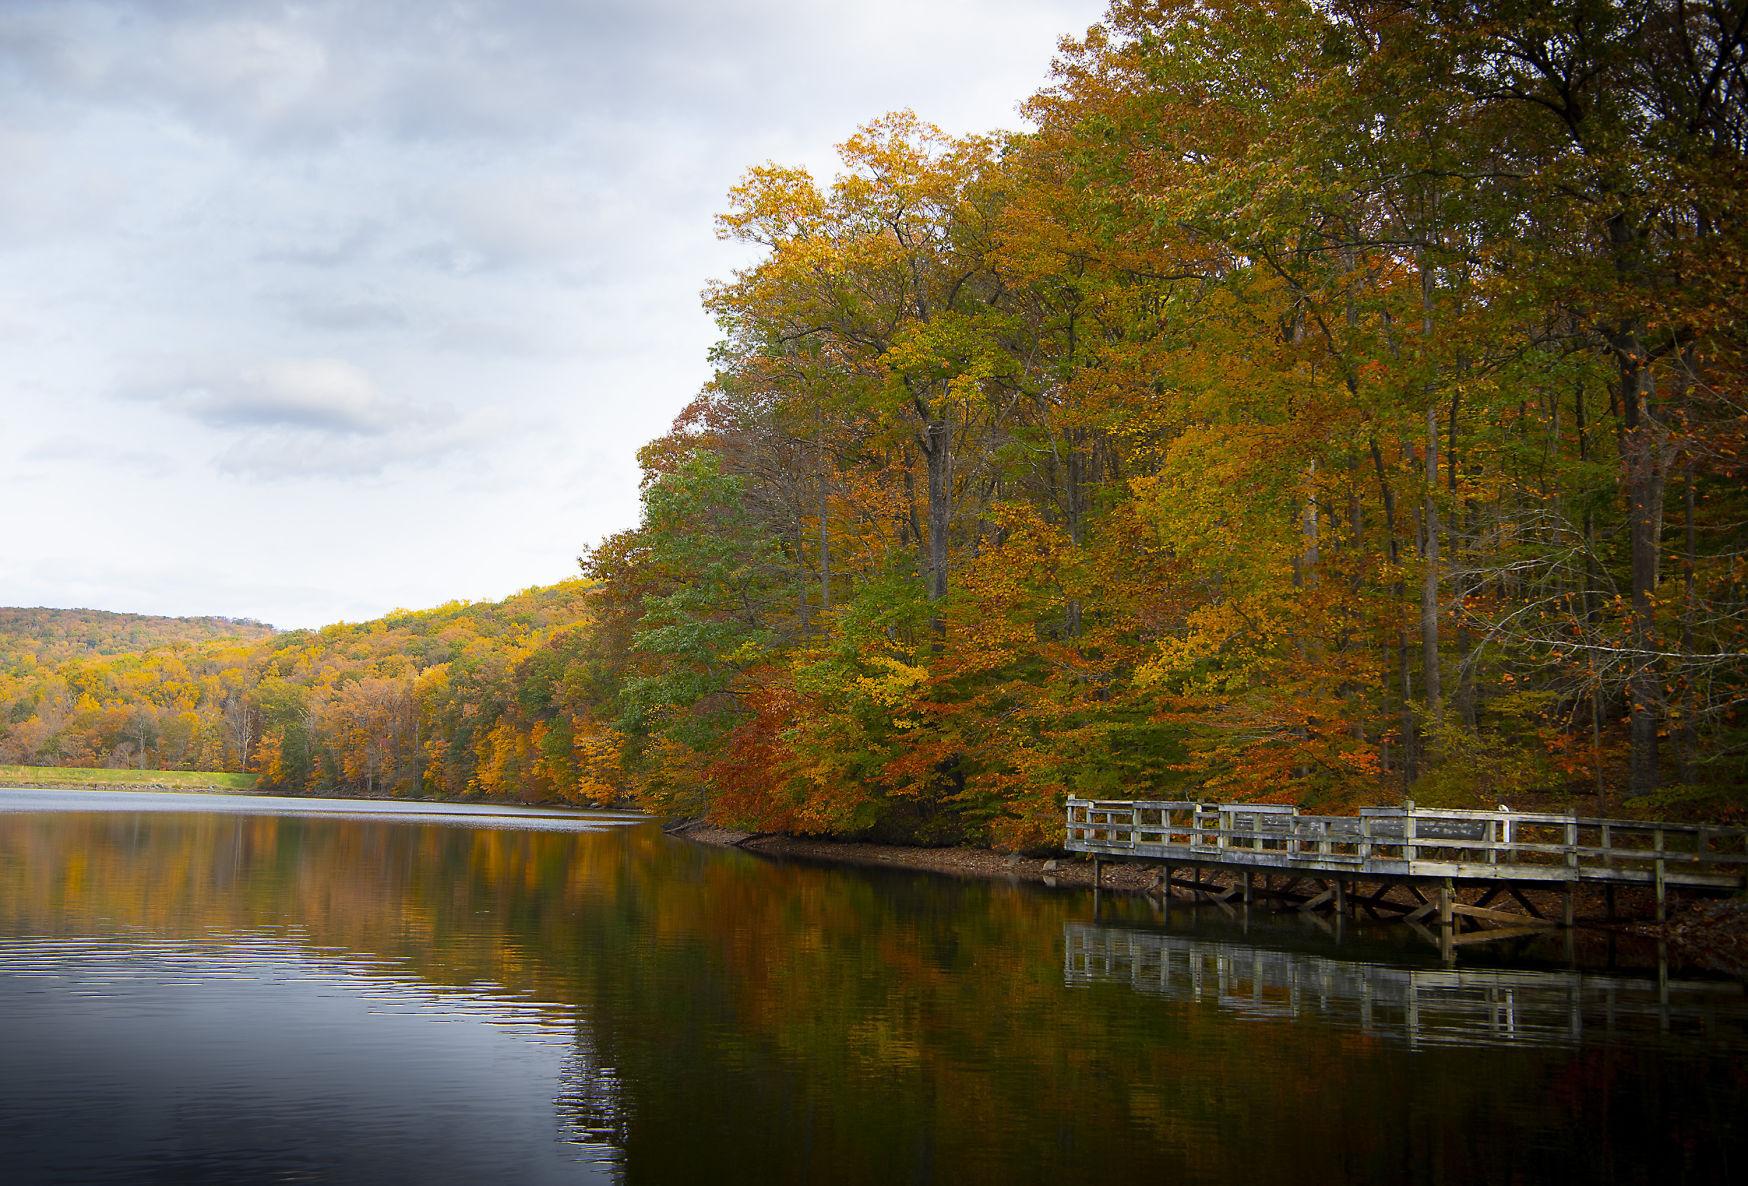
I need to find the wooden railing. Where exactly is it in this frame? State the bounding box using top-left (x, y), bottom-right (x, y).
top-left (1065, 799), bottom-right (1748, 890)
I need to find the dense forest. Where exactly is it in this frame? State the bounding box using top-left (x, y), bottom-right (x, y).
top-left (5, 1), bottom-right (1746, 846)
top-left (588, 0), bottom-right (1748, 844)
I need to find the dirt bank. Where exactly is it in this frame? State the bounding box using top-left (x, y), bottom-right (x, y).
top-left (665, 819), bottom-right (1160, 891)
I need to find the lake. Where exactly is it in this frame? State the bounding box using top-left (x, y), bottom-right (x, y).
top-left (0, 788), bottom-right (1742, 1184)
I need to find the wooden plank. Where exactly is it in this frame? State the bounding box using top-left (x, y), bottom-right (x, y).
top-left (1449, 902), bottom-right (1557, 929)
top-left (1450, 925), bottom-right (1555, 948)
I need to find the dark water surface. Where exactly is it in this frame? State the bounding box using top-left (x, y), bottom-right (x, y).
top-left (0, 789), bottom-right (1742, 1184)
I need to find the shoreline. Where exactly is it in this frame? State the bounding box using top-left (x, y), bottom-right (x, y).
top-left (668, 820), bottom-right (1156, 891)
top-left (668, 820), bottom-right (1748, 977)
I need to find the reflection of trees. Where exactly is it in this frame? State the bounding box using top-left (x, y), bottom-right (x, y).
top-left (1, 813), bottom-right (1742, 1183)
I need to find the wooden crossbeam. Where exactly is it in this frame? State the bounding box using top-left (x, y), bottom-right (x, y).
top-left (1449, 901), bottom-right (1557, 929)
top-left (1507, 885), bottom-right (1547, 920)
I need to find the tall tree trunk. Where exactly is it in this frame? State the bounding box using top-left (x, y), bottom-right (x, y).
top-left (1371, 435), bottom-right (1416, 785)
top-left (1422, 406), bottom-right (1442, 724)
top-left (818, 464), bottom-right (832, 617)
top-left (1064, 432), bottom-right (1085, 637)
top-left (924, 411), bottom-right (952, 608)
top-left (1679, 458), bottom-right (1698, 784)
top-left (1419, 251), bottom-right (1441, 727)
top-left (1618, 331), bottom-right (1665, 797)
top-left (1608, 209), bottom-right (1666, 798)
top-left (1448, 384), bottom-right (1476, 730)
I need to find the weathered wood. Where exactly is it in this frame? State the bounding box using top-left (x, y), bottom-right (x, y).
top-left (1449, 901), bottom-right (1557, 929)
top-left (1064, 799), bottom-right (1748, 921)
top-left (1506, 886), bottom-right (1546, 920)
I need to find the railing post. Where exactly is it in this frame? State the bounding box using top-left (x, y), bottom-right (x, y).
top-left (1404, 808), bottom-right (1418, 864)
top-left (1654, 823), bottom-right (1668, 923)
top-left (1359, 814), bottom-right (1372, 864)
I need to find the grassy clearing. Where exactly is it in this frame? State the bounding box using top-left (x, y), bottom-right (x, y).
top-left (0, 765), bottom-right (257, 792)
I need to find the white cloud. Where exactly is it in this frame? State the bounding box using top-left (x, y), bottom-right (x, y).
top-left (157, 358), bottom-right (406, 435)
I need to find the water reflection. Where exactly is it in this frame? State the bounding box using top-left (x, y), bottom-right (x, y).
top-left (1, 790), bottom-right (1744, 1185)
top-left (1064, 921), bottom-right (1748, 1050)
top-left (0, 786), bottom-right (643, 830)
top-left (0, 934), bottom-right (622, 1184)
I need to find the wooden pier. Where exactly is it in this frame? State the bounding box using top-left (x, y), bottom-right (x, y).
top-left (1066, 799), bottom-right (1748, 939)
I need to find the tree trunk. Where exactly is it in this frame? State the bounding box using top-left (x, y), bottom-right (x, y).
top-left (1679, 458), bottom-right (1697, 784)
top-left (1422, 406), bottom-right (1442, 724)
top-left (1370, 435), bottom-right (1416, 785)
top-left (1618, 331), bottom-right (1664, 798)
top-left (1065, 433), bottom-right (1085, 637)
top-left (924, 412), bottom-right (952, 605)
top-left (818, 466), bottom-right (832, 616)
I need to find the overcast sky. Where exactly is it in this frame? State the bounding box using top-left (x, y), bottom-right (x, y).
top-left (0, 0), bottom-right (1105, 628)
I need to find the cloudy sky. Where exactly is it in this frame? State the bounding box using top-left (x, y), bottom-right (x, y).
top-left (0, 0), bottom-right (1106, 628)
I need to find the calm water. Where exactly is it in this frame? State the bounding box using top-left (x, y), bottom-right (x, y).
top-left (0, 789), bottom-right (1742, 1184)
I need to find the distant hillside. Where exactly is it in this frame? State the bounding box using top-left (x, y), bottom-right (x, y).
top-left (0, 581), bottom-right (609, 803)
top-left (0, 607), bottom-right (275, 669)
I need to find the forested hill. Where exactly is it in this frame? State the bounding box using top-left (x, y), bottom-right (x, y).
top-left (580, 0), bottom-right (1748, 845)
top-left (0, 582), bottom-right (612, 802)
top-left (0, 608), bottom-right (275, 667)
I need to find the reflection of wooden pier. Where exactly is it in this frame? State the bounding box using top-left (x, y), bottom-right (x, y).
top-left (1062, 922), bottom-right (1748, 1049)
top-left (1066, 799), bottom-right (1748, 941)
